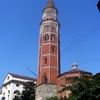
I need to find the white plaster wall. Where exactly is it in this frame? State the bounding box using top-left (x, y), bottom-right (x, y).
top-left (1, 74), bottom-right (35, 100)
top-left (0, 95), bottom-right (1, 100)
top-left (2, 82), bottom-right (25, 100)
top-left (9, 82), bottom-right (23, 100)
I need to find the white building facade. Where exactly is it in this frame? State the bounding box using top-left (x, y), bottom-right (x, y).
top-left (0, 73), bottom-right (36, 100)
top-left (0, 87), bottom-right (2, 100)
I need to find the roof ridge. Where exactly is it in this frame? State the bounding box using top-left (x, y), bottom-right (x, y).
top-left (9, 73), bottom-right (37, 80)
top-left (58, 68), bottom-right (92, 77)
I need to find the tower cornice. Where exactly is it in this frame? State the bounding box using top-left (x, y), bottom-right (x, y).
top-left (39, 19), bottom-right (60, 27)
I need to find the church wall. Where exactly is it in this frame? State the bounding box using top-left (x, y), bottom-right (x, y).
top-left (36, 84), bottom-right (57, 100)
top-left (57, 72), bottom-right (93, 98)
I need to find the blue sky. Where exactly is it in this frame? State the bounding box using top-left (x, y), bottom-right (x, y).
top-left (0, 0), bottom-right (100, 86)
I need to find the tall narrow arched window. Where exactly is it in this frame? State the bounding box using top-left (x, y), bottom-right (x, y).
top-left (45, 34), bottom-right (49, 41)
top-left (8, 90), bottom-right (10, 94)
top-left (51, 34), bottom-right (55, 41)
top-left (51, 46), bottom-right (55, 53)
top-left (51, 25), bottom-right (56, 31)
top-left (44, 58), bottom-right (47, 64)
top-left (66, 77), bottom-right (68, 84)
top-left (44, 25), bottom-right (49, 31)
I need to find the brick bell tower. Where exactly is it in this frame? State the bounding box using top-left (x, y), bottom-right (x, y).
top-left (36, 0), bottom-right (60, 100)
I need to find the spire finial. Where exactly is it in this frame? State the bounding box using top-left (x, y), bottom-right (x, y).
top-left (46, 0), bottom-right (55, 8)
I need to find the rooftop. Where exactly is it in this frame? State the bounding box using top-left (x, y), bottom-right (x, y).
top-left (9, 73), bottom-right (37, 81)
top-left (58, 63), bottom-right (92, 77)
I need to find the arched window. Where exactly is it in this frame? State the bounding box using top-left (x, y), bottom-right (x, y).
top-left (44, 58), bottom-right (47, 64)
top-left (45, 34), bottom-right (49, 41)
top-left (8, 90), bottom-right (10, 94)
top-left (51, 46), bottom-right (55, 53)
top-left (13, 90), bottom-right (20, 95)
top-left (47, 11), bottom-right (49, 15)
top-left (2, 97), bottom-right (5, 100)
top-left (51, 34), bottom-right (55, 41)
top-left (7, 76), bottom-right (9, 80)
top-left (16, 84), bottom-right (20, 87)
top-left (44, 25), bottom-right (49, 31)
top-left (51, 25), bottom-right (56, 31)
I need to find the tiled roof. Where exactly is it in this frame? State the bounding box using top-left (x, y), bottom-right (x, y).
top-left (46, 0), bottom-right (55, 8)
top-left (58, 69), bottom-right (92, 77)
top-left (66, 69), bottom-right (92, 74)
top-left (9, 73), bottom-right (37, 81)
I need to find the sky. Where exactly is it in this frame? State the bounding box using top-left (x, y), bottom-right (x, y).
top-left (0, 0), bottom-right (100, 86)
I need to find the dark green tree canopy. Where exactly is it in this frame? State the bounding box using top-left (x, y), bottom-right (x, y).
top-left (60, 72), bottom-right (100, 100)
top-left (46, 96), bottom-right (59, 100)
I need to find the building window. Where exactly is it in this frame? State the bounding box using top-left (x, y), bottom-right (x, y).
top-left (51, 25), bottom-right (56, 31)
top-left (44, 58), bottom-right (47, 64)
top-left (66, 76), bottom-right (79, 84)
top-left (67, 77), bottom-right (70, 84)
top-left (2, 97), bottom-right (5, 100)
top-left (51, 46), bottom-right (55, 53)
top-left (51, 34), bottom-right (55, 41)
top-left (8, 90), bottom-right (10, 94)
top-left (8, 95), bottom-right (9, 100)
top-left (3, 92), bottom-right (5, 96)
top-left (14, 90), bottom-right (20, 95)
top-left (45, 34), bottom-right (49, 41)
top-left (7, 76), bottom-right (9, 80)
top-left (40, 37), bottom-right (42, 44)
top-left (44, 25), bottom-right (49, 31)
top-left (16, 84), bottom-right (20, 87)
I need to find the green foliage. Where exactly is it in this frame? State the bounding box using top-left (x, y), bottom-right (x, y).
top-left (60, 73), bottom-right (100, 100)
top-left (46, 96), bottom-right (68, 100)
top-left (93, 72), bottom-right (100, 80)
top-left (46, 96), bottom-right (59, 100)
top-left (13, 96), bottom-right (20, 100)
top-left (13, 81), bottom-right (36, 100)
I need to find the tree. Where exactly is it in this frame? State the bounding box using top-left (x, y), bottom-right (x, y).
top-left (13, 96), bottom-right (20, 100)
top-left (60, 73), bottom-right (100, 100)
top-left (46, 96), bottom-right (68, 100)
top-left (13, 81), bottom-right (36, 100)
top-left (93, 72), bottom-right (100, 80)
top-left (46, 96), bottom-right (59, 100)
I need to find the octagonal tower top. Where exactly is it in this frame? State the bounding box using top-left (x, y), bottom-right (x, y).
top-left (46, 0), bottom-right (55, 8)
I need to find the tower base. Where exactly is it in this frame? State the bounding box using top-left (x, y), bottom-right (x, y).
top-left (35, 84), bottom-right (57, 100)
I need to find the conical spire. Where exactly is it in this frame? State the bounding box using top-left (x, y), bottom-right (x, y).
top-left (46, 0), bottom-right (55, 8)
